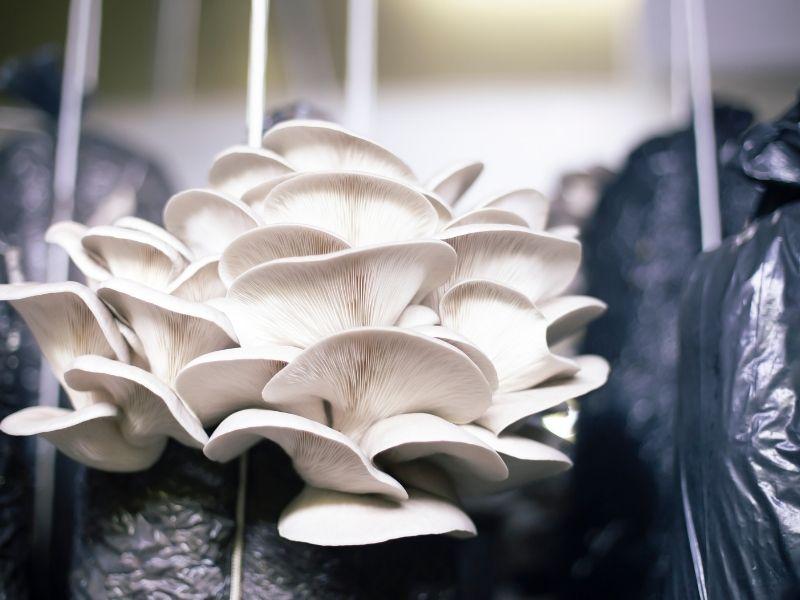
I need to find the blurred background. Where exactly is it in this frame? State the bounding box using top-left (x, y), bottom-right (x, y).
top-left (1, 2), bottom-right (800, 599)
top-left (1, 0), bottom-right (797, 197)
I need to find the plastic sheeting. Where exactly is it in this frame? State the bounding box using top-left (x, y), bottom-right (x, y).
top-left (0, 48), bottom-right (173, 598)
top-left (668, 203), bottom-right (800, 599)
top-left (564, 105), bottom-right (756, 599)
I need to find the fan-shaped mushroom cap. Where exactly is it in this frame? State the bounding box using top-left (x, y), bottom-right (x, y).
top-left (114, 216), bottom-right (194, 260)
top-left (167, 256), bottom-right (226, 302)
top-left (208, 146), bottom-right (294, 198)
top-left (163, 189), bottom-right (261, 257)
top-left (97, 279), bottom-right (237, 385)
top-left (431, 224), bottom-right (581, 306)
top-left (263, 327), bottom-right (491, 439)
top-left (547, 225), bottom-right (580, 239)
top-left (219, 224), bottom-right (350, 287)
top-left (476, 355), bottom-right (610, 435)
top-left (0, 403), bottom-right (164, 472)
top-left (458, 424), bottom-right (572, 495)
top-left (0, 282), bottom-right (128, 408)
top-left (277, 484), bottom-right (475, 546)
top-left (81, 225), bottom-right (187, 289)
top-left (175, 345), bottom-right (300, 426)
top-left (260, 172), bottom-right (438, 245)
top-left (427, 161), bottom-right (483, 206)
top-left (45, 221), bottom-right (111, 283)
top-left (240, 173), bottom-right (297, 211)
top-left (411, 325), bottom-right (499, 390)
top-left (361, 413), bottom-right (508, 482)
top-left (395, 304), bottom-right (439, 328)
top-left (224, 240), bottom-right (456, 348)
top-left (418, 189), bottom-right (453, 226)
top-left (445, 208), bottom-right (527, 229)
top-left (64, 355), bottom-right (207, 448)
top-left (440, 280), bottom-right (578, 392)
top-left (464, 189), bottom-right (550, 230)
top-left (262, 120), bottom-right (416, 183)
top-left (205, 409), bottom-right (406, 499)
top-left (538, 295), bottom-right (607, 345)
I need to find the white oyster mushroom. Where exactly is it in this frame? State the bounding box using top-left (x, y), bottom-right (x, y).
top-left (97, 278), bottom-right (237, 385)
top-left (538, 295), bottom-right (607, 345)
top-left (261, 327), bottom-right (492, 440)
top-left (259, 172), bottom-right (438, 245)
top-left (0, 282), bottom-right (128, 409)
top-left (219, 224), bottom-right (350, 287)
top-left (456, 188), bottom-right (550, 230)
top-left (262, 119), bottom-right (417, 183)
top-left (411, 325), bottom-right (499, 390)
top-left (46, 222), bottom-right (187, 289)
top-left (278, 484), bottom-right (476, 546)
top-left (476, 355), bottom-right (609, 435)
top-left (114, 215), bottom-right (194, 260)
top-left (439, 279), bottom-right (578, 392)
top-left (445, 208), bottom-right (528, 229)
top-left (208, 146), bottom-right (294, 199)
top-left (0, 355), bottom-right (208, 472)
top-left (430, 224), bottom-right (581, 308)
top-left (163, 189), bottom-right (261, 257)
top-left (223, 240), bottom-right (456, 348)
top-left (166, 255), bottom-right (227, 302)
top-left (426, 160), bottom-right (483, 206)
top-left (175, 345), bottom-right (301, 426)
top-left (205, 409), bottom-right (407, 500)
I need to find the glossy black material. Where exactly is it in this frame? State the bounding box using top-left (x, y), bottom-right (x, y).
top-left (667, 204), bottom-right (800, 599)
top-left (565, 106), bottom-right (756, 599)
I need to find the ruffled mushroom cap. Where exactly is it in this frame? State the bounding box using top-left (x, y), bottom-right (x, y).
top-left (262, 327), bottom-right (492, 440)
top-left (205, 408), bottom-right (406, 499)
top-left (114, 216), bottom-right (194, 260)
top-left (475, 355), bottom-right (610, 435)
top-left (208, 146), bottom-right (294, 199)
top-left (458, 188), bottom-right (550, 230)
top-left (259, 172), bottom-right (438, 245)
top-left (538, 295), bottom-right (607, 345)
top-left (0, 282), bottom-right (128, 408)
top-left (219, 224), bottom-right (350, 287)
top-left (411, 325), bottom-right (499, 390)
top-left (64, 355), bottom-right (208, 448)
top-left (426, 160), bottom-right (483, 206)
top-left (46, 222), bottom-right (188, 289)
top-left (278, 484), bottom-right (476, 546)
top-left (361, 412), bottom-right (508, 483)
top-left (395, 304), bottom-right (440, 328)
top-left (445, 208), bottom-right (527, 229)
top-left (97, 279), bottom-right (237, 385)
top-left (439, 279), bottom-right (577, 392)
top-left (262, 119), bottom-right (416, 183)
top-left (175, 345), bottom-right (300, 426)
top-left (223, 240), bottom-right (456, 347)
top-left (163, 189), bottom-right (261, 257)
top-left (166, 256), bottom-right (226, 302)
top-left (457, 424), bottom-right (572, 496)
top-left (0, 403), bottom-right (164, 472)
top-left (429, 224), bottom-right (581, 307)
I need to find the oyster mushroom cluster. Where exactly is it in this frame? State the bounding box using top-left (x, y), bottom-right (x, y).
top-left (0, 120), bottom-right (608, 545)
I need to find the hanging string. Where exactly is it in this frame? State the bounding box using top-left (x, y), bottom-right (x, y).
top-left (33, 0), bottom-right (98, 591)
top-left (345, 0), bottom-right (377, 134)
top-left (230, 3), bottom-right (269, 599)
top-left (685, 0), bottom-right (720, 251)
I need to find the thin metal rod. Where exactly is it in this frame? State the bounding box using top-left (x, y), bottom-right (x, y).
top-left (229, 452), bottom-right (249, 600)
top-left (345, 0), bottom-right (377, 134)
top-left (685, 0), bottom-right (720, 250)
top-left (247, 0), bottom-right (269, 147)
top-left (34, 0), bottom-right (97, 580)
top-left (230, 4), bottom-right (269, 597)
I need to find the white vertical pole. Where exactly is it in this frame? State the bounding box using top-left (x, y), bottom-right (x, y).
top-left (35, 0), bottom-right (98, 578)
top-left (685, 0), bottom-right (721, 250)
top-left (345, 0), bottom-right (377, 135)
top-left (230, 4), bottom-right (269, 599)
top-left (247, 0), bottom-right (269, 148)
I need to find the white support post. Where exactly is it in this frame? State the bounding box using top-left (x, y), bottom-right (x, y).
top-left (247, 0), bottom-right (269, 148)
top-left (685, 0), bottom-right (721, 251)
top-left (345, 0), bottom-right (377, 135)
top-left (34, 0), bottom-right (98, 582)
